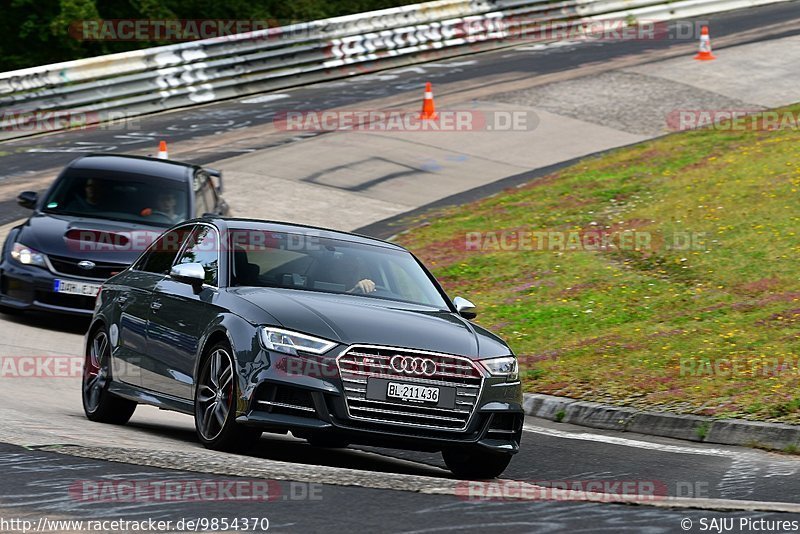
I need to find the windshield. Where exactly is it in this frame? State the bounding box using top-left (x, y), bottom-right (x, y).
top-left (228, 229), bottom-right (449, 309)
top-left (42, 171), bottom-right (190, 227)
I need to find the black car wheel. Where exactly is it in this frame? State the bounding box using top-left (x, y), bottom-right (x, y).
top-left (82, 326), bottom-right (137, 424)
top-left (195, 342), bottom-right (261, 452)
top-left (443, 448), bottom-right (513, 479)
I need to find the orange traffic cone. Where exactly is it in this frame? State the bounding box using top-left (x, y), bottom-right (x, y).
top-left (694, 26), bottom-right (716, 61)
top-left (157, 140), bottom-right (169, 159)
top-left (419, 82), bottom-right (437, 120)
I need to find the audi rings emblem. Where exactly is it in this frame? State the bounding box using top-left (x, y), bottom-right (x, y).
top-left (390, 355), bottom-right (437, 376)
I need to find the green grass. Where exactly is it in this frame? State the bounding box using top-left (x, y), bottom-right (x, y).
top-left (395, 104), bottom-right (800, 423)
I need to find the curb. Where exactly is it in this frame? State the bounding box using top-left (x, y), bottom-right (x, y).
top-left (523, 393), bottom-right (800, 452)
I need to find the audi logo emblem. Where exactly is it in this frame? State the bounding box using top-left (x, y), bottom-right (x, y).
top-left (390, 355), bottom-right (437, 377)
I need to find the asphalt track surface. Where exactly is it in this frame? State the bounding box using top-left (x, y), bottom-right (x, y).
top-left (3, 424), bottom-right (800, 533)
top-left (2, 4), bottom-right (800, 533)
top-left (0, 445), bottom-right (779, 533)
top-left (4, 306), bottom-right (800, 532)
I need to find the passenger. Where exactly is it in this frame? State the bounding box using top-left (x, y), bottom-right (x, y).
top-left (65, 178), bottom-right (108, 212)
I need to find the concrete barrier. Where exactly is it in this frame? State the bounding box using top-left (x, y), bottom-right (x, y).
top-left (525, 393), bottom-right (800, 450)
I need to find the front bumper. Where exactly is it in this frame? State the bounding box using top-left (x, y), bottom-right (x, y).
top-left (0, 260), bottom-right (98, 315)
top-left (236, 352), bottom-right (524, 454)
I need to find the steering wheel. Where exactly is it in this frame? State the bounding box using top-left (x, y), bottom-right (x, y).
top-left (366, 284), bottom-right (391, 296)
top-left (349, 281), bottom-right (386, 295)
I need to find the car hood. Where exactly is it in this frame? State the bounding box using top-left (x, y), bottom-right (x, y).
top-left (230, 287), bottom-right (511, 359)
top-left (13, 212), bottom-right (164, 263)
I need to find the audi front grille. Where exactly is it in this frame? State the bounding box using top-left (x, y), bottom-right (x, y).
top-left (336, 345), bottom-right (484, 431)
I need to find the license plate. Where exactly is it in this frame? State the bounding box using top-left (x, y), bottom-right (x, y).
top-left (387, 382), bottom-right (440, 403)
top-left (53, 279), bottom-right (101, 297)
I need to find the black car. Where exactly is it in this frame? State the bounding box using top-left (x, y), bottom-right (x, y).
top-left (83, 218), bottom-right (523, 478)
top-left (0, 154), bottom-right (228, 315)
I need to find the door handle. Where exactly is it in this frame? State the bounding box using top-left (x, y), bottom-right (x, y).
top-left (117, 294), bottom-right (128, 304)
top-left (150, 300), bottom-right (162, 310)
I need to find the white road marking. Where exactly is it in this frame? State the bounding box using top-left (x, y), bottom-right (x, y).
top-left (524, 423), bottom-right (742, 458)
top-left (523, 422), bottom-right (800, 501)
top-left (240, 94), bottom-right (291, 104)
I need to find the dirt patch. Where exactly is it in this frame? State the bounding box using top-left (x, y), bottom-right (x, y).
top-left (757, 308), bottom-right (800, 327)
top-left (757, 291), bottom-right (800, 306)
top-left (736, 277), bottom-right (782, 296)
top-left (559, 283), bottom-right (598, 297)
top-left (649, 328), bottom-right (687, 339)
top-left (519, 350), bottom-right (563, 365)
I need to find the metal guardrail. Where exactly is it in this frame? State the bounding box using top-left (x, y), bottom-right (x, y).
top-left (0, 0), bottom-right (791, 140)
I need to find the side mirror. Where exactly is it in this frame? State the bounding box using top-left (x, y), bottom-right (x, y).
top-left (170, 263), bottom-right (206, 290)
top-left (17, 191), bottom-right (38, 209)
top-left (206, 168), bottom-right (223, 193)
top-left (453, 296), bottom-right (477, 319)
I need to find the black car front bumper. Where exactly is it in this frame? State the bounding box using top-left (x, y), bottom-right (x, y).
top-left (0, 260), bottom-right (98, 315)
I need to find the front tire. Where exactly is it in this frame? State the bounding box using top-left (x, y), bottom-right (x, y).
top-left (82, 326), bottom-right (137, 424)
top-left (195, 342), bottom-right (261, 452)
top-left (443, 448), bottom-right (513, 479)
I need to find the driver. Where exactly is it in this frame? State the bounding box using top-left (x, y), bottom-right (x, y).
top-left (154, 191), bottom-right (180, 223)
top-left (141, 191), bottom-right (180, 223)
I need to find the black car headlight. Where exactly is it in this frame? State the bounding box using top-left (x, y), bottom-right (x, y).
top-left (258, 327), bottom-right (336, 356)
top-left (479, 356), bottom-right (519, 381)
top-left (10, 242), bottom-right (48, 268)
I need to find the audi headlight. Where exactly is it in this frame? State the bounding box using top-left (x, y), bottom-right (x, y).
top-left (10, 242), bottom-right (48, 268)
top-left (480, 356), bottom-right (519, 380)
top-left (258, 327), bottom-right (336, 356)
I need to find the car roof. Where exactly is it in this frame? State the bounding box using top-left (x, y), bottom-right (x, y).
top-left (199, 217), bottom-right (407, 251)
top-left (66, 154), bottom-right (197, 182)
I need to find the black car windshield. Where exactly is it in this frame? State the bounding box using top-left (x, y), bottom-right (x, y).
top-left (42, 171), bottom-right (189, 227)
top-left (228, 228), bottom-right (449, 309)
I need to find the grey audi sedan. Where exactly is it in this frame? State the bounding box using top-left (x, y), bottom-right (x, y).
top-left (83, 217), bottom-right (523, 478)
